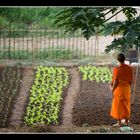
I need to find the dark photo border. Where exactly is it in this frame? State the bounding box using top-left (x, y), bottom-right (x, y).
top-left (0, 1), bottom-right (139, 139)
top-left (0, 0), bottom-right (140, 6)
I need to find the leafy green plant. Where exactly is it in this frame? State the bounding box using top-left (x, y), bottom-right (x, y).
top-left (79, 65), bottom-right (112, 83)
top-left (24, 66), bottom-right (69, 126)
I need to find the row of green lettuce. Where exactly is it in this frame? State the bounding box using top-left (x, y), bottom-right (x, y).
top-left (24, 66), bottom-right (69, 126)
top-left (79, 65), bottom-right (112, 83)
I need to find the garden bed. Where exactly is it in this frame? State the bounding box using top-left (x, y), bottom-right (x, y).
top-left (0, 65), bottom-right (24, 127)
top-left (0, 64), bottom-right (140, 133)
top-left (23, 66), bottom-right (70, 126)
top-left (72, 66), bottom-right (115, 126)
top-left (72, 65), bottom-right (140, 126)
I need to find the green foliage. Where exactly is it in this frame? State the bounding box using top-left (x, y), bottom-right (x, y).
top-left (105, 16), bottom-right (140, 53)
top-left (0, 7), bottom-right (64, 29)
top-left (79, 65), bottom-right (112, 83)
top-left (0, 16), bottom-right (9, 29)
top-left (0, 48), bottom-right (78, 60)
top-left (24, 66), bottom-right (69, 126)
top-left (0, 65), bottom-right (23, 127)
top-left (55, 7), bottom-right (137, 40)
top-left (0, 7), bottom-right (139, 53)
top-left (103, 21), bottom-right (124, 36)
top-left (55, 7), bottom-right (139, 53)
top-left (122, 8), bottom-right (137, 20)
top-left (55, 7), bottom-right (108, 40)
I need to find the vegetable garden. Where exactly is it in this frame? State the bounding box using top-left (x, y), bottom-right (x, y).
top-left (0, 64), bottom-right (140, 133)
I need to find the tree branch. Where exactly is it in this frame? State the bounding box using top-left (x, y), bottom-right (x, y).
top-left (104, 8), bottom-right (123, 23)
top-left (97, 8), bottom-right (123, 34)
top-left (102, 9), bottom-right (116, 18)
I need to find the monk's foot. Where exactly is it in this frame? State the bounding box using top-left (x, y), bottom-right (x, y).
top-left (112, 122), bottom-right (122, 127)
top-left (121, 120), bottom-right (130, 126)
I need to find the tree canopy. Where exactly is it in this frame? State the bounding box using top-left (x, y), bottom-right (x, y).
top-left (55, 7), bottom-right (139, 53)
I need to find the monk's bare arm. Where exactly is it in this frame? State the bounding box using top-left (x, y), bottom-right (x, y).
top-left (129, 81), bottom-right (132, 86)
top-left (112, 79), bottom-right (118, 92)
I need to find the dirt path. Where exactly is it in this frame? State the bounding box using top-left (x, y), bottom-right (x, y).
top-left (62, 68), bottom-right (80, 127)
top-left (9, 68), bottom-right (34, 127)
top-left (1, 124), bottom-right (140, 133)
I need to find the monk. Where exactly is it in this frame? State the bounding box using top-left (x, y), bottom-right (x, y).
top-left (109, 53), bottom-right (133, 127)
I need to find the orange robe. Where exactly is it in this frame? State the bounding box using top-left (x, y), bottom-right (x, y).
top-left (110, 64), bottom-right (133, 120)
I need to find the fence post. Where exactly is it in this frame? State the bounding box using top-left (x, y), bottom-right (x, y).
top-left (80, 30), bottom-right (82, 59)
top-left (27, 25), bottom-right (29, 59)
top-left (76, 30), bottom-right (79, 59)
top-left (18, 27), bottom-right (20, 59)
top-left (0, 29), bottom-right (1, 58)
top-left (32, 26), bottom-right (35, 63)
top-left (43, 27), bottom-right (46, 59)
top-left (8, 23), bottom-right (11, 59)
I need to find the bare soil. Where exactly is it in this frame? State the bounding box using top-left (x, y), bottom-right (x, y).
top-left (0, 124), bottom-right (140, 133)
top-left (9, 67), bottom-right (34, 127)
top-left (73, 73), bottom-right (115, 126)
top-left (72, 66), bottom-right (140, 127)
top-left (61, 68), bottom-right (80, 127)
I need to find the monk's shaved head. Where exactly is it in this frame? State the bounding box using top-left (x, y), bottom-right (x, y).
top-left (117, 53), bottom-right (125, 63)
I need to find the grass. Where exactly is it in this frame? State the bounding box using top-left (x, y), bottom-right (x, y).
top-left (0, 49), bottom-right (79, 60)
top-left (0, 47), bottom-right (117, 67)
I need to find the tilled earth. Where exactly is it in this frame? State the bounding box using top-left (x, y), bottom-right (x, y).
top-left (73, 68), bottom-right (140, 127)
